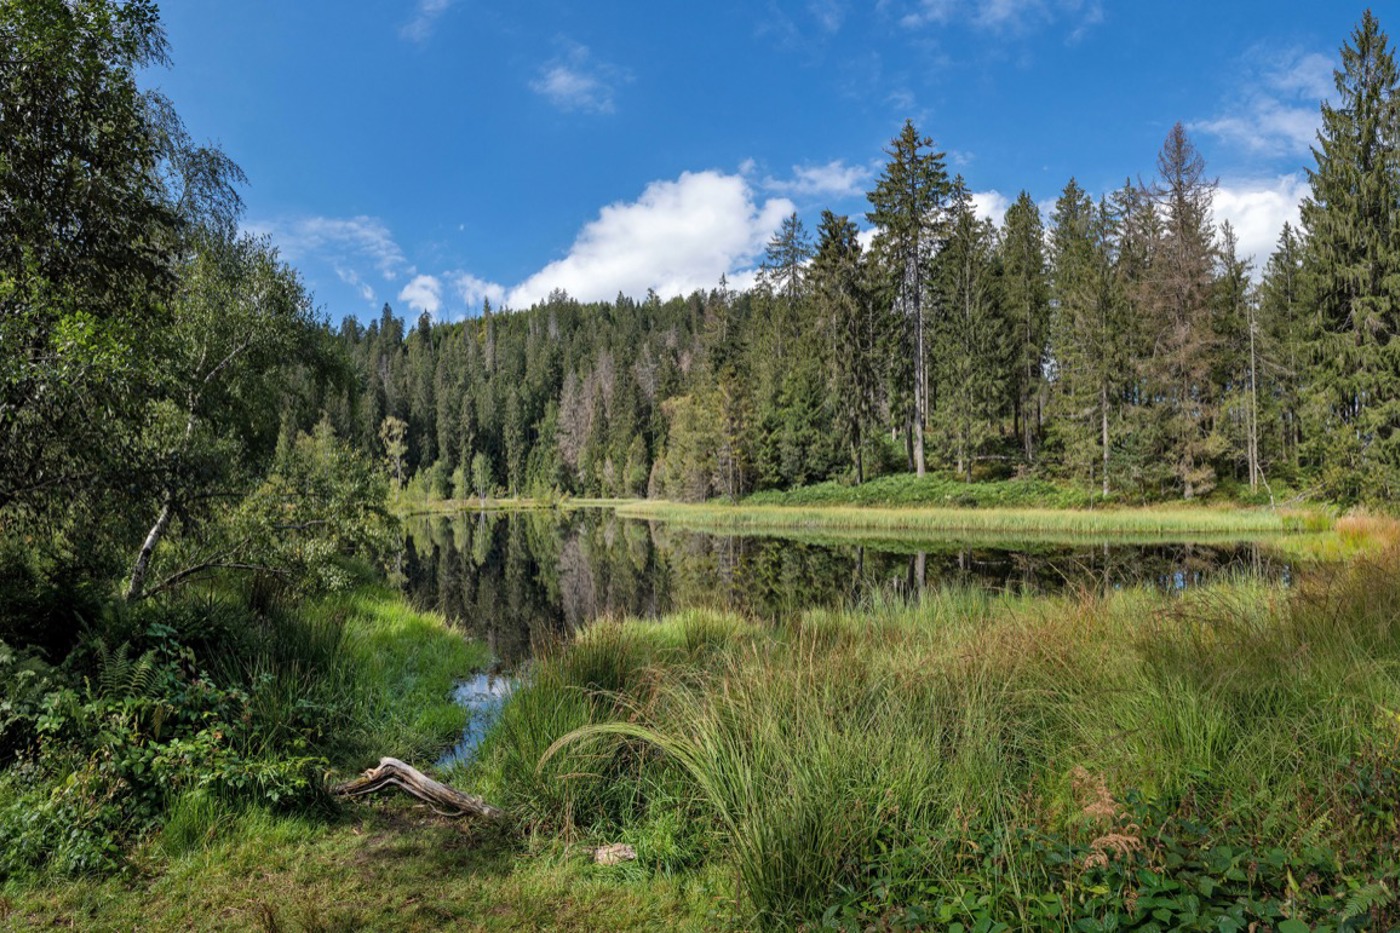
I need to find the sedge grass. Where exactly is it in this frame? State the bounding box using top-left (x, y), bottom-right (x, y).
top-left (490, 550), bottom-right (1400, 929)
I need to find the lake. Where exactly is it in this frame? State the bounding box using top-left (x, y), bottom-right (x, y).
top-left (399, 507), bottom-right (1290, 667)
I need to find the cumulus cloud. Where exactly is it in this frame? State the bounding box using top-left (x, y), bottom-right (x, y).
top-left (398, 274), bottom-right (443, 317)
top-left (453, 272), bottom-right (506, 310)
top-left (1212, 174), bottom-right (1308, 272)
top-left (530, 42), bottom-right (626, 115)
top-left (401, 0), bottom-right (454, 43)
top-left (763, 159), bottom-right (872, 200)
top-left (970, 189), bottom-right (1011, 224)
top-left (507, 170), bottom-right (795, 307)
top-left (1193, 47), bottom-right (1333, 158)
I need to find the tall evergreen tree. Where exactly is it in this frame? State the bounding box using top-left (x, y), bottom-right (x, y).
top-left (1048, 180), bottom-right (1124, 495)
top-left (931, 179), bottom-right (1006, 478)
top-left (1144, 124), bottom-right (1223, 498)
top-left (1256, 223), bottom-right (1309, 473)
top-left (1300, 9), bottom-right (1400, 500)
top-left (812, 211), bottom-right (881, 483)
top-left (1000, 191), bottom-right (1051, 463)
top-left (867, 120), bottom-right (950, 476)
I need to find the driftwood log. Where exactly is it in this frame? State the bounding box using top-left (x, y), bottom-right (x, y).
top-left (333, 757), bottom-right (505, 820)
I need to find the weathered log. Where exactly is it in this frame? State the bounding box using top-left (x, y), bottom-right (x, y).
top-left (332, 757), bottom-right (505, 820)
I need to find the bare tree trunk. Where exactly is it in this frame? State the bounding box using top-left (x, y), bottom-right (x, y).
top-left (126, 494), bottom-right (174, 601)
top-left (1100, 381), bottom-right (1110, 498)
top-left (1247, 302), bottom-right (1260, 490)
top-left (911, 267), bottom-right (927, 477)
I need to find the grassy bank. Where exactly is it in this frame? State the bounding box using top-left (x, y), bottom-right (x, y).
top-left (0, 585), bottom-right (716, 924)
top-left (618, 498), bottom-right (1326, 538)
top-left (465, 555), bottom-right (1400, 930)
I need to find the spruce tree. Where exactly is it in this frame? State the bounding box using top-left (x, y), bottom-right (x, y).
top-left (812, 210), bottom-right (881, 483)
top-left (866, 120), bottom-right (950, 476)
top-left (1000, 191), bottom-right (1050, 463)
top-left (1300, 9), bottom-right (1400, 500)
top-left (1144, 124), bottom-right (1223, 499)
top-left (1048, 180), bottom-right (1124, 495)
top-left (931, 179), bottom-right (1006, 478)
top-left (1256, 224), bottom-right (1308, 473)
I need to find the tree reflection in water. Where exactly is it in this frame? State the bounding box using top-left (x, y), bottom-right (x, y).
top-left (399, 509), bottom-right (1289, 666)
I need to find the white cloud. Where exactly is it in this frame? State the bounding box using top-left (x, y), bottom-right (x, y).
top-left (401, 0), bottom-right (454, 43)
top-left (453, 272), bottom-right (506, 311)
top-left (507, 170), bottom-right (795, 307)
top-left (530, 42), bottom-right (626, 115)
top-left (970, 189), bottom-right (1011, 224)
top-left (1193, 47), bottom-right (1333, 158)
top-left (763, 159), bottom-right (872, 200)
top-left (398, 274), bottom-right (443, 317)
top-left (250, 214), bottom-right (409, 287)
top-left (1212, 174), bottom-right (1308, 272)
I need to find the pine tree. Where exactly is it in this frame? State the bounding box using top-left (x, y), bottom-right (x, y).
top-left (1144, 124), bottom-right (1223, 499)
top-left (931, 179), bottom-right (1006, 478)
top-left (812, 210), bottom-right (881, 483)
top-left (1000, 191), bottom-right (1051, 464)
top-left (867, 120), bottom-right (951, 476)
top-left (1300, 9), bottom-right (1400, 500)
top-left (1048, 180), bottom-right (1124, 495)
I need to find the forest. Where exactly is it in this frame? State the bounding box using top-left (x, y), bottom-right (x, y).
top-left (330, 16), bottom-right (1398, 507)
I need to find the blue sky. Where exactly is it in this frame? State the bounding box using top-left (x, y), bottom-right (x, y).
top-left (149, 1), bottom-right (1368, 322)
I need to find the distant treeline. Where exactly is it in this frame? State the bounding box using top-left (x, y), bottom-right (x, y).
top-left (318, 13), bottom-right (1399, 506)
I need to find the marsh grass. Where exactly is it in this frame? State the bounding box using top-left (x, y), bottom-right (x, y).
top-left (618, 499), bottom-right (1322, 540)
top-left (486, 549), bottom-right (1400, 929)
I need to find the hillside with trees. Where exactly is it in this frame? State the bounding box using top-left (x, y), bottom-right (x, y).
top-left (336, 13), bottom-right (1400, 508)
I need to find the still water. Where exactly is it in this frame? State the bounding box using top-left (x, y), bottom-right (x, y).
top-left (399, 508), bottom-right (1288, 667)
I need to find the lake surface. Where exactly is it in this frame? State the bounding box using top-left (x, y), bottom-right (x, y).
top-left (399, 508), bottom-right (1289, 666)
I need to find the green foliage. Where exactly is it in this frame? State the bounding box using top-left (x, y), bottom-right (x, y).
top-left (1299, 10), bottom-right (1400, 503)
top-left (0, 580), bottom-right (484, 881)
top-left (136, 417), bottom-right (395, 601)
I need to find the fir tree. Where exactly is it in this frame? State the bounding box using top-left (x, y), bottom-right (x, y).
top-left (1300, 9), bottom-right (1400, 500)
top-left (867, 120), bottom-right (951, 476)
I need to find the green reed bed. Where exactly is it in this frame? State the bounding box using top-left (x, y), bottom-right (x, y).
top-left (474, 560), bottom-right (1400, 930)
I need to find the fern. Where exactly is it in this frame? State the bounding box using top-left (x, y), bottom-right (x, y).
top-left (1343, 880), bottom-right (1394, 922)
top-left (90, 640), bottom-right (159, 701)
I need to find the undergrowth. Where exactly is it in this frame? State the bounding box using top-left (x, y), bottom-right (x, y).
top-left (0, 578), bottom-right (484, 881)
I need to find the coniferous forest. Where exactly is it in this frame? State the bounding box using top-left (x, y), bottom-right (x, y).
top-left (329, 14), bottom-right (1400, 507)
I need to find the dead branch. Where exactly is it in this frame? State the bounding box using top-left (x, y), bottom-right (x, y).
top-left (332, 757), bottom-right (504, 820)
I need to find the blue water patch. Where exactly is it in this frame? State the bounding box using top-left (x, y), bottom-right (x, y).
top-left (437, 672), bottom-right (514, 768)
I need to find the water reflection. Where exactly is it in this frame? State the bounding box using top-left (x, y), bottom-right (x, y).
top-left (399, 509), bottom-right (1289, 665)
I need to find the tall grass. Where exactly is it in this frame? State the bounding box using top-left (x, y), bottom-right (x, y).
top-left (618, 499), bottom-right (1323, 539)
top-left (482, 551), bottom-right (1400, 928)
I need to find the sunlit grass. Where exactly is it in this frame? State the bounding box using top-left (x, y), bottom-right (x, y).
top-left (483, 550), bottom-right (1400, 929)
top-left (618, 499), bottom-right (1324, 538)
